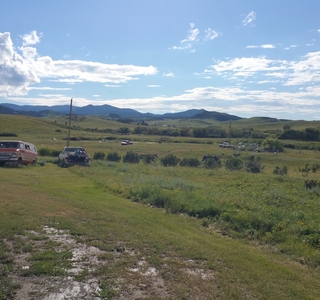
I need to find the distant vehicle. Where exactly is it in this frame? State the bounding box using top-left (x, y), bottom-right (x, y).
top-left (219, 141), bottom-right (234, 148)
top-left (0, 140), bottom-right (37, 166)
top-left (58, 146), bottom-right (91, 166)
top-left (121, 140), bottom-right (133, 145)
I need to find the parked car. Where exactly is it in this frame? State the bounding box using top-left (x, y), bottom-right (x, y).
top-left (219, 141), bottom-right (234, 148)
top-left (121, 140), bottom-right (133, 145)
top-left (0, 140), bottom-right (37, 166)
top-left (58, 146), bottom-right (91, 166)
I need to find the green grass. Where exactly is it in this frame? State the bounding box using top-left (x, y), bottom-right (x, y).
top-left (1, 163), bottom-right (320, 299)
top-left (1, 114), bottom-right (320, 299)
top-left (70, 158), bottom-right (320, 265)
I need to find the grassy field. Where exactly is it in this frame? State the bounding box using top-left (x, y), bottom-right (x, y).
top-left (1, 114), bottom-right (320, 299)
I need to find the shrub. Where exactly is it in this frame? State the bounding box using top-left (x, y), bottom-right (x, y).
top-left (225, 157), bottom-right (243, 170)
top-left (262, 138), bottom-right (284, 152)
top-left (38, 148), bottom-right (51, 156)
top-left (299, 163), bottom-right (311, 177)
top-left (123, 151), bottom-right (140, 163)
top-left (312, 163), bottom-right (320, 173)
top-left (273, 166), bottom-right (288, 175)
top-left (245, 155), bottom-right (264, 173)
top-left (93, 152), bottom-right (106, 160)
top-left (106, 152), bottom-right (121, 162)
top-left (141, 154), bottom-right (158, 164)
top-left (203, 157), bottom-right (221, 169)
top-left (38, 148), bottom-right (60, 157)
top-left (180, 158), bottom-right (200, 167)
top-left (51, 150), bottom-right (61, 157)
top-left (304, 179), bottom-right (320, 190)
top-left (160, 154), bottom-right (180, 167)
top-left (0, 132), bottom-right (18, 137)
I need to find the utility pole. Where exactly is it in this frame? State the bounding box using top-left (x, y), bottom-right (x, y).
top-left (229, 120), bottom-right (232, 145)
top-left (67, 98), bottom-right (73, 147)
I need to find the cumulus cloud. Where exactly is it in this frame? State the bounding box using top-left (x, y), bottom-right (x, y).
top-left (208, 51), bottom-right (320, 88)
top-left (21, 30), bottom-right (42, 46)
top-left (0, 32), bottom-right (40, 96)
top-left (100, 83), bottom-right (320, 119)
top-left (285, 51), bottom-right (320, 85)
top-left (211, 56), bottom-right (288, 78)
top-left (243, 11), bottom-right (256, 26)
top-left (0, 31), bottom-right (157, 96)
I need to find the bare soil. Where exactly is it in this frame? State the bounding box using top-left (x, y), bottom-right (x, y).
top-left (5, 226), bottom-right (216, 299)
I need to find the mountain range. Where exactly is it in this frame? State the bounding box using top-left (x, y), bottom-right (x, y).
top-left (0, 103), bottom-right (243, 122)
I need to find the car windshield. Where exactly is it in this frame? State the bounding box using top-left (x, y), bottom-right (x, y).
top-left (64, 147), bottom-right (84, 152)
top-left (0, 142), bottom-right (20, 149)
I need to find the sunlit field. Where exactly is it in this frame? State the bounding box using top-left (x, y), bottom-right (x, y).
top-left (1, 114), bottom-right (320, 299)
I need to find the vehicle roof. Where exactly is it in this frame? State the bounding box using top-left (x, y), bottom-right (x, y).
top-left (63, 147), bottom-right (85, 150)
top-left (0, 140), bottom-right (35, 145)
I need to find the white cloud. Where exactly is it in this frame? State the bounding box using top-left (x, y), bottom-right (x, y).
top-left (0, 31), bottom-right (157, 96)
top-left (181, 23), bottom-right (199, 43)
top-left (317, 29), bottom-right (320, 33)
top-left (21, 30), bottom-right (42, 46)
top-left (261, 44), bottom-right (275, 49)
top-left (204, 28), bottom-right (220, 41)
top-left (211, 56), bottom-right (288, 78)
top-left (97, 84), bottom-right (320, 119)
top-left (208, 52), bottom-right (320, 87)
top-left (164, 72), bottom-right (174, 77)
top-left (7, 83), bottom-right (320, 120)
top-left (105, 84), bottom-right (121, 87)
top-left (285, 51), bottom-right (320, 85)
top-left (171, 23), bottom-right (220, 51)
top-left (243, 11), bottom-right (256, 26)
top-left (148, 84), bottom-right (160, 88)
top-left (28, 87), bottom-right (72, 91)
top-left (246, 44), bottom-right (275, 49)
top-left (0, 32), bottom-right (40, 96)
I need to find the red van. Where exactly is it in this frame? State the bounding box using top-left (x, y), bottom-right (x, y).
top-left (0, 140), bottom-right (38, 166)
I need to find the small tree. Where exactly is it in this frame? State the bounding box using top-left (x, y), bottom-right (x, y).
top-left (160, 154), bottom-right (180, 167)
top-left (141, 154), bottom-right (158, 164)
top-left (245, 155), bottom-right (264, 173)
top-left (93, 151), bottom-right (106, 160)
top-left (262, 138), bottom-right (284, 152)
top-left (225, 157), bottom-right (243, 171)
top-left (123, 151), bottom-right (140, 164)
top-left (203, 157), bottom-right (221, 169)
top-left (107, 152), bottom-right (121, 162)
top-left (38, 148), bottom-right (51, 156)
top-left (273, 166), bottom-right (288, 175)
top-left (180, 158), bottom-right (200, 167)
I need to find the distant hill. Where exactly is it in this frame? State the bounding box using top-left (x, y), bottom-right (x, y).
top-left (0, 103), bottom-right (243, 121)
top-left (191, 110), bottom-right (242, 122)
top-left (0, 105), bottom-right (16, 115)
top-left (160, 109), bottom-right (206, 119)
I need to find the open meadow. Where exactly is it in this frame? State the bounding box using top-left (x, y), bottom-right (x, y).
top-left (1, 114), bottom-right (320, 299)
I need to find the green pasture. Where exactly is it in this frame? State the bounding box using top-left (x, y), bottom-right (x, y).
top-left (1, 114), bottom-right (320, 299)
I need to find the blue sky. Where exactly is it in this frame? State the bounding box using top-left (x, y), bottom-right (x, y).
top-left (1, 1), bottom-right (320, 120)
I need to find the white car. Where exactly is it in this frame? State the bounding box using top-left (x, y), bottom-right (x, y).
top-left (121, 140), bottom-right (133, 145)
